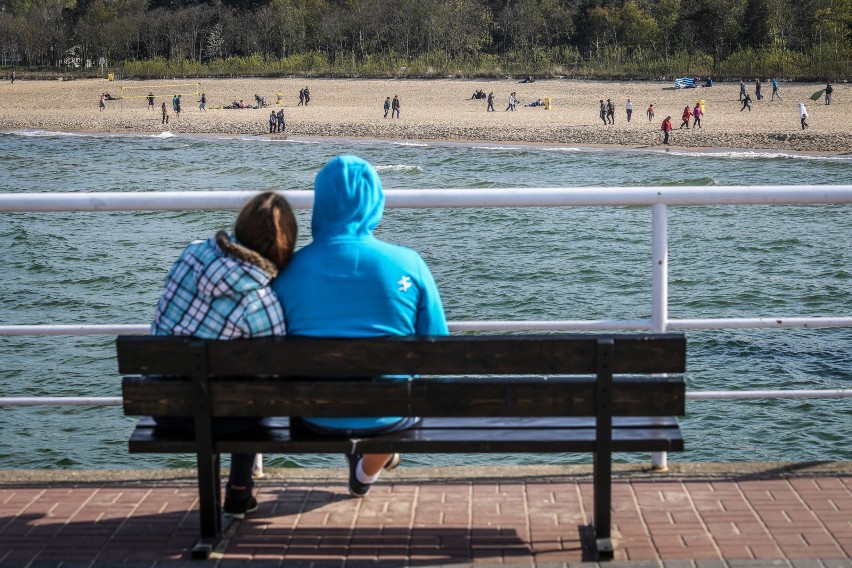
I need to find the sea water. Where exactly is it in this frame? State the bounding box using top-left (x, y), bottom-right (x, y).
top-left (0, 130), bottom-right (850, 470)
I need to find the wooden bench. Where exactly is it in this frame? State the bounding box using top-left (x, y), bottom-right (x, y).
top-left (117, 333), bottom-right (686, 560)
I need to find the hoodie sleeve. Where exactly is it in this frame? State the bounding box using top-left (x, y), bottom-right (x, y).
top-left (415, 257), bottom-right (449, 336)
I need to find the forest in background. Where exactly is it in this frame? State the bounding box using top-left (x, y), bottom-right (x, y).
top-left (0, 0), bottom-right (850, 80)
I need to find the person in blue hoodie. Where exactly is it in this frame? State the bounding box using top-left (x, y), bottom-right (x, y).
top-left (272, 155), bottom-right (448, 497)
top-left (151, 191), bottom-right (298, 517)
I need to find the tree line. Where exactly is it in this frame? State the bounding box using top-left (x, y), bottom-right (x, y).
top-left (0, 0), bottom-right (849, 79)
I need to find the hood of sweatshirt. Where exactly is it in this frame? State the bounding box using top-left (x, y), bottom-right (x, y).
top-left (311, 155), bottom-right (384, 240)
top-left (196, 235), bottom-right (273, 299)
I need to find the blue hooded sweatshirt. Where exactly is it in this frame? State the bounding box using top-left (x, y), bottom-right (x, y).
top-left (272, 155), bottom-right (448, 432)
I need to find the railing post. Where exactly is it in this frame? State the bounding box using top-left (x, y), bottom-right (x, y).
top-left (651, 203), bottom-right (669, 470)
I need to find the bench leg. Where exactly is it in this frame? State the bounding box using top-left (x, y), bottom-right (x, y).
top-left (193, 452), bottom-right (223, 559)
top-left (593, 451), bottom-right (614, 561)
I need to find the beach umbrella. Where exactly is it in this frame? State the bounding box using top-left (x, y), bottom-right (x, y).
top-left (810, 89), bottom-right (825, 100)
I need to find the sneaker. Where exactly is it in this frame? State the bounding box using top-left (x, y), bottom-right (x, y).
top-left (223, 485), bottom-right (258, 519)
top-left (346, 453), bottom-right (372, 498)
top-left (384, 453), bottom-right (401, 471)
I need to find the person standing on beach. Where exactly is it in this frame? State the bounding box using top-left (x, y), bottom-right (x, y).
top-left (739, 80), bottom-right (747, 101)
top-left (304, 87), bottom-right (311, 105)
top-left (487, 92), bottom-right (494, 112)
top-left (771, 79), bottom-right (781, 101)
top-left (798, 102), bottom-right (809, 129)
top-left (507, 92), bottom-right (516, 111)
top-left (269, 110), bottom-right (277, 133)
top-left (199, 93), bottom-right (207, 111)
top-left (10, 70), bottom-right (14, 84)
top-left (755, 79), bottom-right (763, 100)
top-left (661, 116), bottom-right (672, 145)
top-left (175, 95), bottom-right (182, 117)
top-left (647, 103), bottom-right (655, 122)
top-left (99, 93), bottom-right (105, 111)
top-left (679, 105), bottom-right (692, 129)
top-left (741, 93), bottom-right (752, 112)
top-left (692, 102), bottom-right (702, 128)
top-left (606, 99), bottom-right (615, 124)
top-left (298, 88), bottom-right (305, 106)
top-left (391, 95), bottom-right (400, 118)
top-left (625, 99), bottom-right (633, 122)
top-left (824, 83), bottom-right (833, 105)
top-left (147, 92), bottom-right (155, 110)
top-left (276, 108), bottom-right (285, 133)
top-left (172, 94), bottom-right (178, 112)
top-left (599, 100), bottom-right (607, 124)
top-left (271, 155), bottom-right (448, 499)
top-left (383, 97), bottom-right (390, 117)
top-left (161, 101), bottom-right (169, 124)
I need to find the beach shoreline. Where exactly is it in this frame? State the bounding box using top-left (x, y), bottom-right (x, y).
top-left (1, 77), bottom-right (850, 153)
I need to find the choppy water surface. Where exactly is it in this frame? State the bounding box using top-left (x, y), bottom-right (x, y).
top-left (1, 130), bottom-right (850, 470)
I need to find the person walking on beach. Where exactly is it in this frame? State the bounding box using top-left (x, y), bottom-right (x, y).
top-left (199, 93), bottom-right (207, 111)
top-left (304, 87), bottom-right (311, 106)
top-left (152, 191), bottom-right (298, 518)
top-left (606, 99), bottom-right (615, 124)
top-left (161, 101), bottom-right (169, 124)
top-left (298, 88), bottom-right (305, 106)
top-left (276, 108), bottom-right (285, 133)
top-left (679, 105), bottom-right (692, 129)
top-left (625, 99), bottom-right (633, 122)
top-left (739, 80), bottom-right (747, 101)
top-left (647, 103), bottom-right (655, 122)
top-left (692, 102), bottom-right (703, 128)
top-left (391, 95), bottom-right (400, 118)
top-left (771, 78), bottom-right (781, 101)
top-left (147, 92), bottom-right (155, 110)
top-left (172, 94), bottom-right (178, 112)
top-left (755, 79), bottom-right (763, 100)
top-left (271, 155), bottom-right (448, 499)
top-left (506, 92), bottom-right (516, 111)
top-left (799, 102), bottom-right (809, 129)
top-left (741, 93), bottom-right (752, 112)
top-left (175, 95), bottom-right (182, 117)
top-left (824, 83), bottom-right (833, 105)
top-left (99, 93), bottom-right (106, 111)
top-left (599, 100), bottom-right (607, 124)
top-left (487, 92), bottom-right (494, 112)
top-left (269, 110), bottom-right (277, 133)
top-left (661, 116), bottom-right (673, 145)
top-left (383, 97), bottom-right (390, 118)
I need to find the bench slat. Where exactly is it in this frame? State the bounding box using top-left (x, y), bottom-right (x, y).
top-left (123, 375), bottom-right (685, 418)
top-left (117, 334), bottom-right (686, 376)
top-left (129, 420), bottom-right (684, 454)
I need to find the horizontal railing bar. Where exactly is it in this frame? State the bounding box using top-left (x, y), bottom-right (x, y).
top-left (2, 316), bottom-right (851, 336)
top-left (2, 186), bottom-right (852, 212)
top-left (686, 390), bottom-right (852, 400)
top-left (2, 390), bottom-right (849, 407)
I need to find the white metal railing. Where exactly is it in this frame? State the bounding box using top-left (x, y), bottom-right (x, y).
top-left (3, 187), bottom-right (852, 468)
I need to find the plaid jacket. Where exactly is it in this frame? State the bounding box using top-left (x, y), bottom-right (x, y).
top-left (151, 235), bottom-right (285, 339)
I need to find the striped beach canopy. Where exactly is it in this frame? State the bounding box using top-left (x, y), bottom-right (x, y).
top-left (674, 77), bottom-right (696, 89)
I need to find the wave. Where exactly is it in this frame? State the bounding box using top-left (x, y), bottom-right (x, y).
top-left (375, 164), bottom-right (424, 173)
top-left (150, 131), bottom-right (175, 139)
top-left (661, 148), bottom-right (852, 161)
top-left (393, 141), bottom-right (429, 147)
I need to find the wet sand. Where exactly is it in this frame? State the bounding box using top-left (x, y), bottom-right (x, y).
top-left (1, 77), bottom-right (849, 153)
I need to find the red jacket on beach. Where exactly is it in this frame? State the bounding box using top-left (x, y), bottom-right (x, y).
top-left (661, 117), bottom-right (672, 132)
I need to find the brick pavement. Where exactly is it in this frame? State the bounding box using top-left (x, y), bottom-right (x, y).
top-left (0, 466), bottom-right (849, 566)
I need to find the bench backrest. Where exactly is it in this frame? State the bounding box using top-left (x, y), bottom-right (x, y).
top-left (118, 334), bottom-right (686, 419)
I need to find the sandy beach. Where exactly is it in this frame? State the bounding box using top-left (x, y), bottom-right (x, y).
top-left (1, 77), bottom-right (850, 153)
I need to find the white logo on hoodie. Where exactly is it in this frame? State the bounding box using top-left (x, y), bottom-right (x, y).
top-left (397, 276), bottom-right (412, 292)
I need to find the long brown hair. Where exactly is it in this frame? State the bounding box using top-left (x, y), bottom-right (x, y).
top-left (218, 192), bottom-right (297, 276)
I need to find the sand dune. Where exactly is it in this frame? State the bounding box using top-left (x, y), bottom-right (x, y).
top-left (1, 77), bottom-right (849, 153)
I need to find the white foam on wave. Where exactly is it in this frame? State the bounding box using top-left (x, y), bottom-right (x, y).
top-left (471, 145), bottom-right (523, 151)
top-left (375, 164), bottom-right (424, 173)
top-left (10, 129), bottom-right (89, 138)
top-left (393, 141), bottom-right (429, 147)
top-left (152, 131), bottom-right (176, 139)
top-left (658, 148), bottom-right (852, 162)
